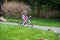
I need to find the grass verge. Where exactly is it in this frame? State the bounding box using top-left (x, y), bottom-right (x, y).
top-left (6, 18), bottom-right (60, 27)
top-left (0, 23), bottom-right (58, 40)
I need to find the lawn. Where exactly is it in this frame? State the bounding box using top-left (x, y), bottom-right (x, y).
top-left (6, 18), bottom-right (60, 27)
top-left (0, 23), bottom-right (58, 40)
top-left (32, 18), bottom-right (60, 27)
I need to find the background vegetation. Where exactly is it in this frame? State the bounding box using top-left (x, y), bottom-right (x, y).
top-left (0, 0), bottom-right (60, 18)
top-left (0, 0), bottom-right (60, 26)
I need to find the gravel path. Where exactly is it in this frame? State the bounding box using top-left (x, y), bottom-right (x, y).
top-left (0, 22), bottom-right (60, 34)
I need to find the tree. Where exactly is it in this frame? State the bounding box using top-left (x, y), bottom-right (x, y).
top-left (52, 0), bottom-right (60, 4)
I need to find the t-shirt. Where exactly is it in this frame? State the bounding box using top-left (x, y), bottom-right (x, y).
top-left (23, 16), bottom-right (28, 21)
top-left (22, 15), bottom-right (25, 19)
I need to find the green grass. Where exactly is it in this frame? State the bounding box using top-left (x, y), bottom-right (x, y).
top-left (6, 18), bottom-right (60, 27)
top-left (7, 18), bottom-right (21, 23)
top-left (32, 18), bottom-right (60, 27)
top-left (0, 24), bottom-right (58, 40)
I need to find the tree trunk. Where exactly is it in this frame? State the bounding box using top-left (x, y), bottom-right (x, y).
top-left (36, 6), bottom-right (41, 18)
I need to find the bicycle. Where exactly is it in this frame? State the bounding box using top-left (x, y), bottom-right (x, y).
top-left (19, 17), bottom-right (33, 28)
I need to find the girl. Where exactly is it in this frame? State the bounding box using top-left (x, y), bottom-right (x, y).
top-left (22, 14), bottom-right (28, 25)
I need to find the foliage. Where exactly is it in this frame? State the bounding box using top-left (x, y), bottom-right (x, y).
top-left (0, 0), bottom-right (60, 18)
top-left (52, 0), bottom-right (60, 3)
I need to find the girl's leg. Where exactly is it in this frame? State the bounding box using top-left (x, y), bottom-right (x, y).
top-left (22, 21), bottom-right (25, 25)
